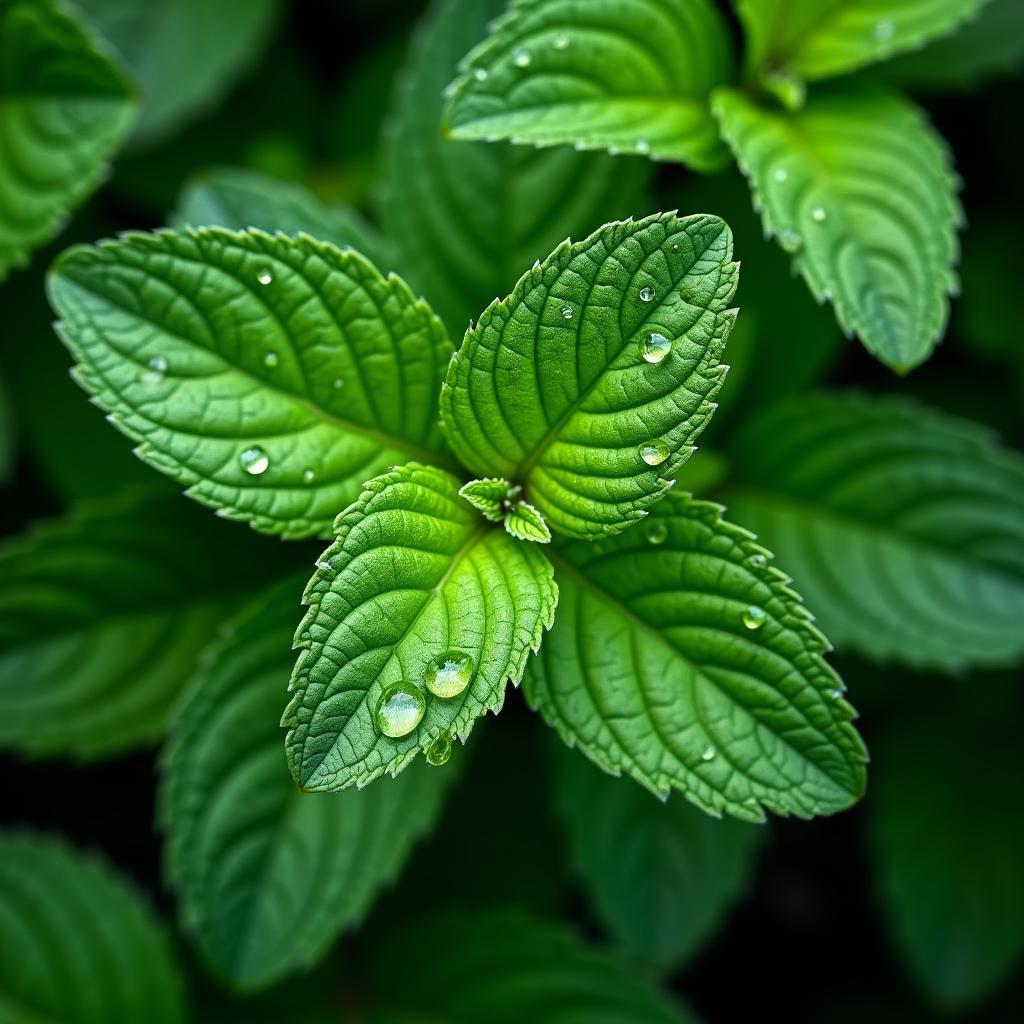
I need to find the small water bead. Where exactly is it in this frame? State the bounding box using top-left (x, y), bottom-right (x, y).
top-left (425, 650), bottom-right (475, 699)
top-left (645, 521), bottom-right (668, 545)
top-left (638, 285), bottom-right (655, 303)
top-left (256, 268), bottom-right (273, 286)
top-left (375, 682), bottom-right (426, 738)
top-left (742, 605), bottom-right (767, 630)
top-left (263, 351), bottom-right (279, 368)
top-left (239, 446), bottom-right (270, 475)
top-left (639, 440), bottom-right (669, 466)
top-left (811, 205), bottom-right (827, 223)
top-left (701, 745), bottom-right (716, 761)
top-left (142, 355), bottom-right (168, 387)
top-left (148, 355), bottom-right (168, 374)
top-left (513, 47), bottom-right (532, 67)
top-left (561, 305), bottom-right (574, 320)
top-left (634, 138), bottom-right (650, 155)
top-left (332, 377), bottom-right (344, 390)
top-left (302, 468), bottom-right (316, 483)
top-left (642, 332), bottom-right (672, 363)
top-left (553, 33), bottom-right (570, 50)
top-left (748, 553), bottom-right (768, 570)
top-left (829, 688), bottom-right (843, 701)
top-left (473, 67), bottom-right (489, 82)
top-left (426, 732), bottom-right (453, 767)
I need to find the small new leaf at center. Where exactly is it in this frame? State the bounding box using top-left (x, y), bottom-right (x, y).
top-left (459, 477), bottom-right (553, 543)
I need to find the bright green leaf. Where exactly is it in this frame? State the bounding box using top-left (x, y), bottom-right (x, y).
top-left (723, 393), bottom-right (1024, 672)
top-left (75, 0), bottom-right (278, 145)
top-left (366, 908), bottom-right (698, 1024)
top-left (869, 680), bottom-right (1024, 1007)
top-left (47, 228), bottom-right (455, 539)
top-left (736, 0), bottom-right (989, 85)
top-left (174, 166), bottom-right (393, 271)
top-left (459, 477), bottom-right (511, 521)
top-left (378, 0), bottom-right (651, 337)
top-left (714, 85), bottom-right (961, 371)
top-left (441, 212), bottom-right (736, 539)
top-left (162, 577), bottom-right (455, 992)
top-left (505, 500), bottom-right (551, 543)
top-left (284, 464), bottom-right (558, 792)
top-left (523, 491), bottom-right (867, 822)
top-left (442, 0), bottom-right (732, 169)
top-left (0, 0), bottom-right (135, 278)
top-left (0, 830), bottom-right (184, 1023)
top-left (555, 747), bottom-right (765, 968)
top-left (0, 492), bottom-right (292, 760)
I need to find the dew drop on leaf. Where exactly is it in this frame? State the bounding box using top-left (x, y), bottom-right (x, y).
top-left (642, 332), bottom-right (672, 363)
top-left (141, 354), bottom-right (167, 387)
top-left (332, 377), bottom-right (344, 390)
top-left (375, 682), bottom-right (426, 738)
top-left (552, 33), bottom-right (570, 50)
top-left (645, 521), bottom-right (668, 545)
top-left (561, 305), bottom-right (574, 320)
top-left (239, 446), bottom-right (270, 475)
top-left (638, 285), bottom-right (655, 303)
top-left (473, 67), bottom-right (488, 81)
top-left (426, 731), bottom-right (453, 766)
top-left (748, 553), bottom-right (768, 569)
top-left (811, 205), bottom-right (827, 223)
top-left (634, 138), bottom-right (650, 154)
top-left (302, 468), bottom-right (316, 483)
top-left (263, 351), bottom-right (279, 368)
top-left (701, 745), bottom-right (716, 761)
top-left (639, 440), bottom-right (669, 466)
top-left (513, 47), bottom-right (531, 67)
top-left (256, 268), bottom-right (273, 286)
top-left (424, 650), bottom-right (475, 699)
top-left (743, 605), bottom-right (767, 630)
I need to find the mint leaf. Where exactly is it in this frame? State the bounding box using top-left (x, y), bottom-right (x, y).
top-left (175, 166), bottom-right (393, 271)
top-left (505, 500), bottom-right (551, 543)
top-left (0, 492), bottom-right (291, 760)
top-left (442, 0), bottom-right (731, 169)
top-left (459, 477), bottom-right (511, 521)
top-left (714, 85), bottom-right (961, 371)
top-left (869, 681), bottom-right (1024, 1008)
top-left (366, 909), bottom-right (698, 1024)
top-left (162, 577), bottom-right (455, 992)
top-left (442, 212), bottom-right (736, 539)
top-left (556, 747), bottom-right (765, 969)
top-left (379, 0), bottom-right (651, 337)
top-left (737, 0), bottom-right (988, 86)
top-left (523, 491), bottom-right (867, 822)
top-left (48, 228), bottom-right (454, 539)
top-left (0, 0), bottom-right (135, 278)
top-left (723, 392), bottom-right (1024, 671)
top-left (75, 0), bottom-right (278, 144)
top-left (0, 831), bottom-right (184, 1023)
top-left (284, 464), bottom-right (558, 792)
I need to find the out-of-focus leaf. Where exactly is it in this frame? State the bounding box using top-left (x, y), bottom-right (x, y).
top-left (0, 830), bottom-right (185, 1023)
top-left (555, 748), bottom-right (765, 969)
top-left (163, 577), bottom-right (456, 991)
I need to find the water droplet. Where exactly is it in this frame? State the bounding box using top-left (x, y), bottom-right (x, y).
top-left (671, 243), bottom-right (679, 252)
top-left (332, 377), bottom-right (344, 390)
top-left (561, 305), bottom-right (574, 320)
top-left (375, 682), bottom-right (426, 738)
top-left (148, 355), bottom-right (168, 373)
top-left (426, 731), bottom-right (453, 766)
top-left (701, 745), bottom-right (716, 761)
top-left (634, 138), bottom-right (650, 154)
top-left (645, 521), bottom-right (668, 545)
top-left (829, 688), bottom-right (843, 700)
top-left (748, 553), bottom-right (768, 569)
top-left (263, 351), bottom-right (279, 368)
top-left (302, 468), bottom-right (316, 483)
top-left (874, 19), bottom-right (895, 42)
top-left (773, 167), bottom-right (788, 183)
top-left (141, 355), bottom-right (167, 387)
top-left (425, 650), bottom-right (475, 699)
top-left (638, 285), bottom-right (655, 303)
top-left (743, 605), bottom-right (767, 630)
top-left (239, 446), bottom-right (270, 475)
top-left (778, 228), bottom-right (802, 252)
top-left (257, 268), bottom-right (273, 286)
top-left (553, 33), bottom-right (570, 50)
top-left (642, 332), bottom-right (672, 363)
top-left (473, 67), bottom-right (489, 82)
top-left (513, 47), bottom-right (531, 67)
top-left (811, 205), bottom-right (827, 223)
top-left (639, 440), bottom-right (669, 467)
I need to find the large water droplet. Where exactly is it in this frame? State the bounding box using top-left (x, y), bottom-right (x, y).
top-left (426, 731), bottom-right (453, 766)
top-left (240, 446), bottom-right (270, 475)
top-left (811, 205), bottom-right (827, 223)
top-left (263, 351), bottom-right (279, 368)
top-left (642, 332), bottom-right (672, 363)
top-left (645, 521), bottom-right (668, 545)
top-left (257, 268), bottom-right (273, 286)
top-left (639, 440), bottom-right (669, 466)
top-left (638, 285), bottom-right (656, 303)
top-left (743, 605), bottom-right (767, 630)
top-left (425, 650), bottom-right (475, 699)
top-left (701, 745), bottom-right (716, 761)
top-left (375, 682), bottom-right (426, 738)
top-left (513, 47), bottom-right (532, 67)
top-left (561, 305), bottom-right (574, 320)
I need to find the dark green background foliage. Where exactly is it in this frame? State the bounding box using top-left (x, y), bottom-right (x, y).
top-left (1, 0), bottom-right (1022, 1021)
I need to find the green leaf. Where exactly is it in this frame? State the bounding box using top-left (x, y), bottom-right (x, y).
top-left (442, 0), bottom-right (732, 170)
top-left (871, 0), bottom-right (1024, 93)
top-left (459, 477), bottom-right (511, 521)
top-left (284, 464), bottom-right (558, 792)
top-left (378, 0), bottom-right (651, 337)
top-left (0, 0), bottom-right (135, 278)
top-left (555, 747), bottom-right (765, 969)
top-left (0, 492), bottom-right (291, 760)
top-left (869, 680), bottom-right (1024, 1008)
top-left (175, 166), bottom-right (393, 271)
top-left (714, 85), bottom-right (961, 371)
top-left (75, 0), bottom-right (278, 145)
top-left (523, 491), bottom-right (867, 822)
top-left (736, 0), bottom-right (989, 85)
top-left (0, 830), bottom-right (184, 1024)
top-left (441, 212), bottom-right (737, 540)
top-left (47, 228), bottom-right (455, 540)
top-left (366, 908), bottom-right (698, 1024)
top-left (162, 577), bottom-right (455, 992)
top-left (505, 500), bottom-right (551, 543)
top-left (722, 392), bottom-right (1024, 672)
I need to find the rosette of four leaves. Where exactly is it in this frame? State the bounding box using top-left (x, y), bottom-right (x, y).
top-left (49, 211), bottom-right (867, 822)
